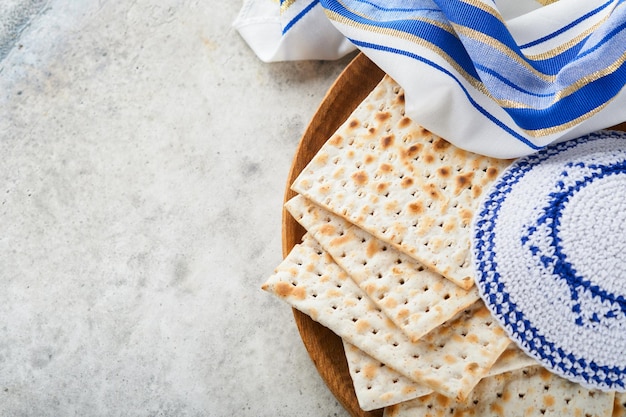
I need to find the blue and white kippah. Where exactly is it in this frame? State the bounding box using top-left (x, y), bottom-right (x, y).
top-left (472, 130), bottom-right (626, 392)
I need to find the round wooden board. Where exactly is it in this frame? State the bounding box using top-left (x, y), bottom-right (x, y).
top-left (281, 52), bottom-right (626, 417)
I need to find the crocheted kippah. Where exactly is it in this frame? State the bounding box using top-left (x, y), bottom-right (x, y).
top-left (472, 131), bottom-right (626, 392)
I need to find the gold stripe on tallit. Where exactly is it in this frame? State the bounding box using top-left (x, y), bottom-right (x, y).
top-left (524, 0), bottom-right (622, 60)
top-left (452, 24), bottom-right (556, 82)
top-left (280, 0), bottom-right (297, 13)
top-left (326, 3), bottom-right (625, 135)
top-left (554, 50), bottom-right (626, 101)
top-left (522, 98), bottom-right (613, 137)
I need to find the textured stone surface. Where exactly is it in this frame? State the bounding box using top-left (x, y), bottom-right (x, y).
top-left (0, 0), bottom-right (354, 415)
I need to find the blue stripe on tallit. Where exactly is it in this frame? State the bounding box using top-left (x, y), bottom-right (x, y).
top-left (283, 0), bottom-right (320, 34)
top-left (320, 0), bottom-right (626, 133)
top-left (435, 0), bottom-right (619, 77)
top-left (322, 0), bottom-right (481, 80)
top-left (506, 59), bottom-right (626, 130)
top-left (352, 0), bottom-right (440, 14)
top-left (520, 0), bottom-right (615, 49)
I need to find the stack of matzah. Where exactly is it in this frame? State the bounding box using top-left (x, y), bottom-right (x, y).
top-left (262, 75), bottom-right (625, 415)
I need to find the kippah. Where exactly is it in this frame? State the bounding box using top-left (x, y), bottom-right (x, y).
top-left (472, 131), bottom-right (626, 392)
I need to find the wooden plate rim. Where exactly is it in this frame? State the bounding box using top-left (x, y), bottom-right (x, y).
top-left (281, 53), bottom-right (384, 417)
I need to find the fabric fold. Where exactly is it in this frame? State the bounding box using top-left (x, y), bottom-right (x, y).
top-left (233, 0), bottom-right (355, 62)
top-left (235, 0), bottom-right (626, 157)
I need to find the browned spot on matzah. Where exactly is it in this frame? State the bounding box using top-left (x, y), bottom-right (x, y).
top-left (363, 363), bottom-right (377, 379)
top-left (436, 393), bottom-right (452, 408)
top-left (381, 134), bottom-right (395, 149)
top-left (274, 281), bottom-right (306, 300)
top-left (352, 171), bottom-right (368, 186)
top-left (465, 362), bottom-right (480, 374)
top-left (405, 143), bottom-right (422, 158)
top-left (366, 239), bottom-right (379, 258)
top-left (355, 319), bottom-right (370, 333)
top-left (401, 386), bottom-right (416, 395)
top-left (348, 119), bottom-right (359, 129)
top-left (493, 326), bottom-right (505, 336)
top-left (398, 117), bottom-right (412, 129)
top-left (379, 163), bottom-right (393, 173)
top-left (490, 403), bottom-right (505, 416)
top-left (443, 221), bottom-right (455, 233)
top-left (472, 184), bottom-right (483, 199)
top-left (326, 288), bottom-right (342, 298)
top-left (376, 182), bottom-right (389, 193)
top-left (319, 219), bottom-right (337, 232)
top-left (376, 111), bottom-right (391, 122)
top-left (331, 235), bottom-right (350, 247)
top-left (502, 390), bottom-right (511, 401)
top-left (540, 367), bottom-right (553, 380)
top-left (437, 166), bottom-right (451, 178)
top-left (433, 138), bottom-right (451, 151)
top-left (486, 166), bottom-right (499, 180)
top-left (314, 152), bottom-right (329, 165)
top-left (364, 154), bottom-right (375, 164)
top-left (329, 134), bottom-right (343, 146)
top-left (408, 202), bottom-right (423, 214)
top-left (318, 184), bottom-right (331, 194)
top-left (454, 172), bottom-right (474, 193)
top-left (425, 183), bottom-right (442, 201)
top-left (459, 208), bottom-right (473, 225)
top-left (444, 355), bottom-right (457, 365)
top-left (401, 177), bottom-right (414, 188)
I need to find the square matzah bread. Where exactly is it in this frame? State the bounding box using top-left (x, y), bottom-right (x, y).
top-left (384, 366), bottom-right (615, 417)
top-left (262, 234), bottom-right (510, 400)
top-left (343, 340), bottom-right (432, 411)
top-left (291, 75), bottom-right (512, 289)
top-left (485, 343), bottom-right (538, 378)
top-left (345, 340), bottom-right (536, 411)
top-left (285, 194), bottom-right (479, 342)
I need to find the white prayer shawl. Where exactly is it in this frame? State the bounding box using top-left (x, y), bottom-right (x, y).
top-left (234, 0), bottom-right (626, 158)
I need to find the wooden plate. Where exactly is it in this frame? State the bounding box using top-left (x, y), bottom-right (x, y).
top-left (281, 53), bottom-right (385, 417)
top-left (281, 52), bottom-right (626, 417)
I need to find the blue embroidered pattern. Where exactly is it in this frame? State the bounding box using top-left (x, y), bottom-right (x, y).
top-left (520, 160), bottom-right (626, 327)
top-left (473, 131), bottom-right (626, 391)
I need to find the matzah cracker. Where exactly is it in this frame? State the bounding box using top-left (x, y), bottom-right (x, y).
top-left (262, 235), bottom-right (510, 400)
top-left (385, 366), bottom-right (615, 417)
top-left (285, 194), bottom-right (479, 342)
top-left (344, 341), bottom-right (535, 411)
top-left (343, 340), bottom-right (432, 411)
top-left (291, 75), bottom-right (512, 289)
top-left (485, 344), bottom-right (538, 378)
